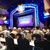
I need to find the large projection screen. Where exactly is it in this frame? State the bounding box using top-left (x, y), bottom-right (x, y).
top-left (18, 15), bottom-right (34, 27)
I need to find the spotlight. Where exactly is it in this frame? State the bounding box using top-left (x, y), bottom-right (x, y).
top-left (3, 17), bottom-right (6, 20)
top-left (44, 12), bottom-right (49, 16)
top-left (17, 4), bottom-right (25, 13)
top-left (4, 20), bottom-right (8, 24)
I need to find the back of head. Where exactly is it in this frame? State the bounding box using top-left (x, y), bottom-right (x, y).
top-left (16, 33), bottom-right (22, 39)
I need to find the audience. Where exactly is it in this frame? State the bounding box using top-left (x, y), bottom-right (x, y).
top-left (0, 26), bottom-right (50, 50)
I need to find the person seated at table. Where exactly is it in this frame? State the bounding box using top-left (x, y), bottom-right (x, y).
top-left (16, 33), bottom-right (30, 50)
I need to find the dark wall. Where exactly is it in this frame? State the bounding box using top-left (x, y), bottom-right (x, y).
top-left (47, 17), bottom-right (50, 27)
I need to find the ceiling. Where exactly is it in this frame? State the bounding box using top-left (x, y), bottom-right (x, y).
top-left (0, 0), bottom-right (50, 13)
top-left (0, 0), bottom-right (17, 9)
top-left (0, 0), bottom-right (34, 9)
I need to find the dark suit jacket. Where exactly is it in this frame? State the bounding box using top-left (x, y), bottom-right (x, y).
top-left (6, 36), bottom-right (14, 50)
top-left (18, 38), bottom-right (29, 50)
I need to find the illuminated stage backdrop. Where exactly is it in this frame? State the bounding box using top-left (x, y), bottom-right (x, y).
top-left (10, 4), bottom-right (39, 28)
top-left (9, 0), bottom-right (44, 28)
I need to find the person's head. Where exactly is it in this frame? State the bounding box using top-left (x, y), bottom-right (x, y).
top-left (12, 27), bottom-right (16, 31)
top-left (43, 29), bottom-right (47, 33)
top-left (36, 26), bottom-right (40, 30)
top-left (28, 29), bottom-right (32, 33)
top-left (16, 34), bottom-right (22, 39)
top-left (25, 30), bottom-right (29, 33)
top-left (17, 28), bottom-right (22, 33)
top-left (21, 28), bottom-right (25, 31)
top-left (33, 27), bottom-right (37, 30)
top-left (47, 29), bottom-right (50, 33)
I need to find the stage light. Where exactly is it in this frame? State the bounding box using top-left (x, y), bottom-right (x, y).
top-left (44, 12), bottom-right (49, 16)
top-left (17, 4), bottom-right (25, 13)
top-left (3, 17), bottom-right (6, 20)
top-left (4, 20), bottom-right (8, 24)
top-left (44, 12), bottom-right (50, 18)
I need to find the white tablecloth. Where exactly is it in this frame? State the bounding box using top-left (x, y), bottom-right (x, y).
top-left (0, 37), bottom-right (6, 42)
